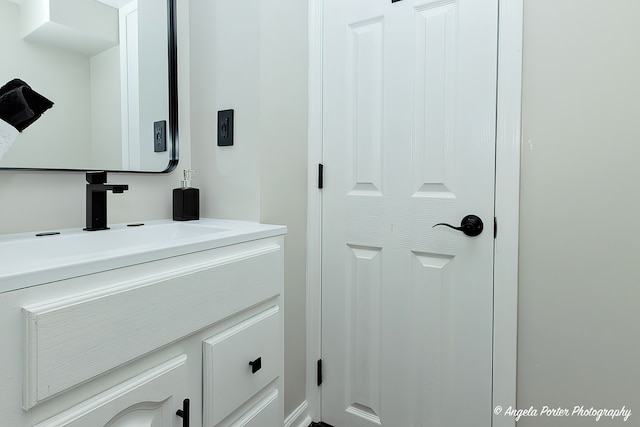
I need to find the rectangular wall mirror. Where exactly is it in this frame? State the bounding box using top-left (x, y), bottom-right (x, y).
top-left (0, 0), bottom-right (178, 172)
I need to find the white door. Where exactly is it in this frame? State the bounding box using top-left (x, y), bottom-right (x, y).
top-left (321, 0), bottom-right (498, 426)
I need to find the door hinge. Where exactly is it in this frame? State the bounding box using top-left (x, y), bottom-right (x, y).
top-left (318, 164), bottom-right (324, 189)
top-left (317, 359), bottom-right (323, 386)
top-left (494, 217), bottom-right (497, 238)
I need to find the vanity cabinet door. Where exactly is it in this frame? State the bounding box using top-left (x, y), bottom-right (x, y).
top-left (34, 356), bottom-right (189, 427)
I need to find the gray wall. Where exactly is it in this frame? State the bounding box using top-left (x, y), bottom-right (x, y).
top-left (518, 0), bottom-right (640, 425)
top-left (189, 0), bottom-right (308, 419)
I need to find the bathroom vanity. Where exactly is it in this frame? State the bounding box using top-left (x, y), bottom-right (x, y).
top-left (0, 219), bottom-right (286, 427)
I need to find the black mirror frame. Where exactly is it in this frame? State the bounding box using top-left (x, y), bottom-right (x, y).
top-left (165, 0), bottom-right (179, 173)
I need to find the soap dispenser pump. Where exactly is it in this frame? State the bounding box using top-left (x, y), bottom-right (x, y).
top-left (173, 169), bottom-right (199, 221)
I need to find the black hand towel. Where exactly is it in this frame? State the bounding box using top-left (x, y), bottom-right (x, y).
top-left (0, 78), bottom-right (28, 96)
top-left (0, 79), bottom-right (54, 132)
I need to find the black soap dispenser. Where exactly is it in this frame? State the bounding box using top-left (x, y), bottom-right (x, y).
top-left (173, 169), bottom-right (199, 221)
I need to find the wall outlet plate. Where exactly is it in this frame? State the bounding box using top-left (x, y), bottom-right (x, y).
top-left (217, 109), bottom-right (234, 146)
top-left (154, 120), bottom-right (167, 152)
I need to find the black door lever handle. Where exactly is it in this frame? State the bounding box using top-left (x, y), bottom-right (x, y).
top-left (433, 214), bottom-right (483, 237)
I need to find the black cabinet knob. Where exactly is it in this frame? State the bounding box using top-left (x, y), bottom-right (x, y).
top-left (249, 357), bottom-right (262, 374)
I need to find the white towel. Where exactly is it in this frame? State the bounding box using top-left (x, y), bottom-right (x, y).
top-left (0, 118), bottom-right (18, 160)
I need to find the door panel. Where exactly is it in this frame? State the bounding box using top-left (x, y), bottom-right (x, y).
top-left (412, 2), bottom-right (457, 196)
top-left (345, 245), bottom-right (382, 423)
top-left (322, 0), bottom-right (498, 426)
top-left (347, 17), bottom-right (384, 196)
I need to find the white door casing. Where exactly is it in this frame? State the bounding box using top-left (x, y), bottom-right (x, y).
top-left (321, 0), bottom-right (500, 426)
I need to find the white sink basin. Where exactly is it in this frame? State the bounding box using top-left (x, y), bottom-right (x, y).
top-left (9, 222), bottom-right (229, 261)
top-left (0, 219), bottom-right (286, 293)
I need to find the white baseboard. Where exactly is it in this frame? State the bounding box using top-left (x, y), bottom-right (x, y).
top-left (284, 400), bottom-right (310, 427)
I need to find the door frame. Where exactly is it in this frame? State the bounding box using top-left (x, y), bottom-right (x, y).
top-left (305, 1), bottom-right (522, 426)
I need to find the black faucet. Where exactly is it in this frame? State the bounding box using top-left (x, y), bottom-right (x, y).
top-left (84, 171), bottom-right (129, 231)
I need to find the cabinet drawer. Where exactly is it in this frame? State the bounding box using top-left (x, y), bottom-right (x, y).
top-left (230, 389), bottom-right (280, 427)
top-left (203, 307), bottom-right (281, 426)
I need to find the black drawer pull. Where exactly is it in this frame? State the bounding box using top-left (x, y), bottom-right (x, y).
top-left (176, 398), bottom-right (190, 427)
top-left (249, 357), bottom-right (262, 374)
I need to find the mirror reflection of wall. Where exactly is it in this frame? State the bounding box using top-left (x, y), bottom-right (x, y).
top-left (0, 0), bottom-right (172, 172)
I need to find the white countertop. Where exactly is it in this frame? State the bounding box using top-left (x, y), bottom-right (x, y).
top-left (0, 219), bottom-right (286, 293)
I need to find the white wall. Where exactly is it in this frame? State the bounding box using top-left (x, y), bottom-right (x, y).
top-left (91, 46), bottom-right (122, 170)
top-left (518, 1), bottom-right (640, 425)
top-left (0, 0), bottom-right (191, 235)
top-left (189, 0), bottom-right (261, 222)
top-left (189, 0), bottom-right (308, 419)
top-left (259, 0), bottom-right (309, 420)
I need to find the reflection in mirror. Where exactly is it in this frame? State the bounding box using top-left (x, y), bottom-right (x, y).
top-left (0, 0), bottom-right (177, 172)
